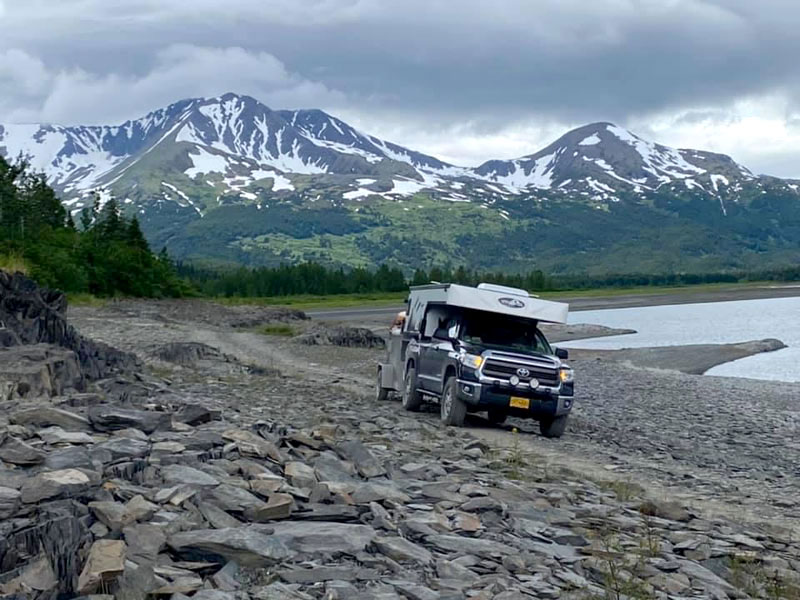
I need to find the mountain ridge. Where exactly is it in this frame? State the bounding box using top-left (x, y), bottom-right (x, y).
top-left (2, 92), bottom-right (800, 274)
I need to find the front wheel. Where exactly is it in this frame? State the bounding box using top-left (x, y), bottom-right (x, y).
top-left (539, 415), bottom-right (568, 438)
top-left (376, 369), bottom-right (389, 401)
top-left (402, 367), bottom-right (423, 411)
top-left (440, 377), bottom-right (466, 426)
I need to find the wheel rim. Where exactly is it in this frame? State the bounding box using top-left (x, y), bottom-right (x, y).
top-left (442, 386), bottom-right (452, 418)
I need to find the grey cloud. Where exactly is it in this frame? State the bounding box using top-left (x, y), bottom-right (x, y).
top-left (1, 1), bottom-right (800, 172)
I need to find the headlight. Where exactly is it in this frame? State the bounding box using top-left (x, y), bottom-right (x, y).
top-left (559, 366), bottom-right (574, 383)
top-left (459, 353), bottom-right (483, 369)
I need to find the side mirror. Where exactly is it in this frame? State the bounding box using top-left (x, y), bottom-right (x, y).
top-left (555, 347), bottom-right (569, 360)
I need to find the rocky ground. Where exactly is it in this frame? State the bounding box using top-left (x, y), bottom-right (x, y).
top-left (0, 285), bottom-right (798, 599)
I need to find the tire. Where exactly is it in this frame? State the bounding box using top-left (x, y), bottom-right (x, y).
top-left (487, 408), bottom-right (507, 425)
top-left (539, 415), bottom-right (568, 438)
top-left (376, 369), bottom-right (389, 401)
top-left (402, 367), bottom-right (423, 411)
top-left (440, 377), bottom-right (467, 426)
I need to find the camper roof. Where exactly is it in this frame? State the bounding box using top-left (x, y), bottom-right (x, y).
top-left (409, 283), bottom-right (569, 324)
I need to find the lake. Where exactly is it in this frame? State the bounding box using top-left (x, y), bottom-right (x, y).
top-left (563, 296), bottom-right (800, 383)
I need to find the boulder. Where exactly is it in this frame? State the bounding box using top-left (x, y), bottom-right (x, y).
top-left (0, 271), bottom-right (138, 379)
top-left (124, 523), bottom-right (167, 564)
top-left (0, 435), bottom-right (46, 465)
top-left (162, 464), bottom-right (220, 487)
top-left (295, 325), bottom-right (386, 349)
top-left (249, 493), bottom-right (294, 521)
top-left (374, 536), bottom-right (434, 564)
top-left (168, 528), bottom-right (295, 567)
top-left (89, 500), bottom-right (136, 531)
top-left (335, 440), bottom-right (385, 478)
top-left (77, 539), bottom-right (126, 594)
top-left (38, 427), bottom-right (94, 445)
top-left (95, 437), bottom-right (150, 460)
top-left (45, 446), bottom-right (95, 470)
top-left (89, 405), bottom-right (172, 434)
top-left (20, 468), bottom-right (93, 503)
top-left (0, 344), bottom-right (84, 399)
top-left (266, 521), bottom-right (377, 555)
top-left (11, 406), bottom-right (92, 431)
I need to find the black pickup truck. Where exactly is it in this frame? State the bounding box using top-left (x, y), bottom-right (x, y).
top-left (377, 283), bottom-right (575, 438)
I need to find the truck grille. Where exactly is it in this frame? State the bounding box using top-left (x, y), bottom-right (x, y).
top-left (482, 359), bottom-right (559, 387)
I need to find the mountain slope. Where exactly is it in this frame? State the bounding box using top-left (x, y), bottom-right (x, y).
top-left (2, 93), bottom-right (800, 274)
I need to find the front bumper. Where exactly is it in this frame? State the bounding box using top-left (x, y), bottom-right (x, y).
top-left (456, 378), bottom-right (574, 418)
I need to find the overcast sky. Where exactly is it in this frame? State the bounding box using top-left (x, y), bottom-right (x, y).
top-left (2, 0), bottom-right (800, 176)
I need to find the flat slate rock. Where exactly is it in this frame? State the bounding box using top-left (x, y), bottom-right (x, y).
top-left (20, 468), bottom-right (94, 503)
top-left (336, 440), bottom-right (385, 478)
top-left (162, 464), bottom-right (220, 487)
top-left (89, 405), bottom-right (172, 434)
top-left (168, 527), bottom-right (295, 567)
top-left (265, 521), bottom-right (377, 555)
top-left (11, 406), bottom-right (91, 431)
top-left (0, 436), bottom-right (46, 465)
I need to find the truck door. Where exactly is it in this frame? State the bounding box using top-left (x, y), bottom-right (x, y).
top-left (419, 316), bottom-right (456, 396)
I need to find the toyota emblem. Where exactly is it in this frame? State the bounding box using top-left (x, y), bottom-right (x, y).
top-left (516, 368), bottom-right (530, 377)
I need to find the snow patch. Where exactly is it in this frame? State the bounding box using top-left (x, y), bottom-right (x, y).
top-left (578, 133), bottom-right (601, 146)
top-left (251, 169), bottom-right (294, 191)
top-left (710, 174), bottom-right (730, 192)
top-left (185, 147), bottom-right (230, 178)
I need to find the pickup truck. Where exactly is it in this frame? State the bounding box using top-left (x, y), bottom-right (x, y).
top-left (377, 283), bottom-right (575, 438)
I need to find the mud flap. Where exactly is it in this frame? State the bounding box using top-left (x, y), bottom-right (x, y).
top-left (379, 363), bottom-right (397, 391)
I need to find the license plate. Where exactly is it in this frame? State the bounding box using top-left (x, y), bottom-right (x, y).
top-left (509, 396), bottom-right (530, 409)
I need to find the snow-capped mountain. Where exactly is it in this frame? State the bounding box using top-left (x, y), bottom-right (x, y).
top-left (1, 93), bottom-right (792, 211)
top-left (2, 92), bottom-right (799, 273)
top-left (473, 122), bottom-right (763, 201)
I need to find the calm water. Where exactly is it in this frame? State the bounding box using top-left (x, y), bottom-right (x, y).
top-left (563, 296), bottom-right (800, 382)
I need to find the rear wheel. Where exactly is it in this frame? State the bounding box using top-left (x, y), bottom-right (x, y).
top-left (539, 415), bottom-right (568, 438)
top-left (487, 408), bottom-right (507, 425)
top-left (376, 369), bottom-right (389, 401)
top-left (402, 367), bottom-right (423, 411)
top-left (440, 377), bottom-right (466, 426)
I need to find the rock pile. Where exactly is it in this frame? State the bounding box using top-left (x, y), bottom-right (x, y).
top-left (0, 380), bottom-right (797, 599)
top-left (296, 325), bottom-right (386, 349)
top-left (0, 272), bottom-right (138, 398)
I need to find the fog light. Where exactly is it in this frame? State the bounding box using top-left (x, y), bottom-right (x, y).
top-left (530, 379), bottom-right (540, 390)
top-left (509, 375), bottom-right (520, 386)
top-left (463, 385), bottom-right (472, 395)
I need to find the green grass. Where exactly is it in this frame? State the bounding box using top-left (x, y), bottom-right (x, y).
top-left (66, 293), bottom-right (111, 307)
top-left (0, 252), bottom-right (30, 275)
top-left (216, 291), bottom-right (408, 310)
top-left (256, 323), bottom-right (297, 336)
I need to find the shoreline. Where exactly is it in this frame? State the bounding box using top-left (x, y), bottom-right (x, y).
top-left (304, 282), bottom-right (800, 322)
top-left (568, 338), bottom-right (787, 376)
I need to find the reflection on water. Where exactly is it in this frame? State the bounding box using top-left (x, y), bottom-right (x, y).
top-left (563, 297), bottom-right (800, 382)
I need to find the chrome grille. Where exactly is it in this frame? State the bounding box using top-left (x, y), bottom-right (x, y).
top-left (482, 359), bottom-right (559, 386)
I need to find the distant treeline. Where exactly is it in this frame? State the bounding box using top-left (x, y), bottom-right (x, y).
top-left (0, 156), bottom-right (188, 297)
top-left (181, 260), bottom-right (800, 299)
top-left (180, 262), bottom-right (554, 297)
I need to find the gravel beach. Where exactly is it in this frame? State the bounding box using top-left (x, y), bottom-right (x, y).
top-left (2, 288), bottom-right (795, 599)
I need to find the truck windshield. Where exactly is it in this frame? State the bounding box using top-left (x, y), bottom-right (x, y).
top-left (460, 312), bottom-right (552, 355)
